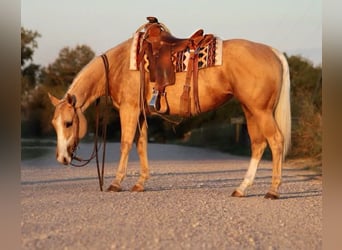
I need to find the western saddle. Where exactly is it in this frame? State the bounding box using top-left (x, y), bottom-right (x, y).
top-left (138, 17), bottom-right (214, 116)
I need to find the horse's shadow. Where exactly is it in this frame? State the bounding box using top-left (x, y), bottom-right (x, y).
top-left (140, 168), bottom-right (322, 200)
top-left (22, 166), bottom-right (321, 200)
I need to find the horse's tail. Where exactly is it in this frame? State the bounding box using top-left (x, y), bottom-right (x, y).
top-left (272, 48), bottom-right (291, 159)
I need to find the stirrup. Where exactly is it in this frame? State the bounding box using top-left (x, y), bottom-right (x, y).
top-left (148, 89), bottom-right (168, 114)
top-left (148, 89), bottom-right (160, 112)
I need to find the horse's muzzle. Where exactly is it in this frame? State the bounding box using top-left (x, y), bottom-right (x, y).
top-left (56, 151), bottom-right (71, 165)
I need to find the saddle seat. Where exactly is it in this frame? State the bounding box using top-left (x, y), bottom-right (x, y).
top-left (158, 29), bottom-right (205, 51)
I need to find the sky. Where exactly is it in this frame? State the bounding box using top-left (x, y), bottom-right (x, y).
top-left (21, 0), bottom-right (322, 66)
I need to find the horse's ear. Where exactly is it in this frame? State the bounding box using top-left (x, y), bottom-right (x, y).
top-left (76, 108), bottom-right (87, 139)
top-left (48, 92), bottom-right (60, 106)
top-left (66, 93), bottom-right (77, 107)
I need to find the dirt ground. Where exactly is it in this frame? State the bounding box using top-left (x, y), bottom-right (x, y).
top-left (21, 143), bottom-right (322, 249)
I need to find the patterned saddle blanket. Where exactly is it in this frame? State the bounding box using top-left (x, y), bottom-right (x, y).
top-left (129, 31), bottom-right (223, 72)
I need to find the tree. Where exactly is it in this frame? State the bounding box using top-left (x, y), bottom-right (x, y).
top-left (21, 27), bottom-right (41, 66)
top-left (41, 45), bottom-right (95, 90)
top-left (21, 27), bottom-right (41, 93)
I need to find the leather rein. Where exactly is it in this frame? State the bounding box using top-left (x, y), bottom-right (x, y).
top-left (69, 54), bottom-right (110, 192)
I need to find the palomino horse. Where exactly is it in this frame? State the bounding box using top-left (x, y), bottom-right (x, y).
top-left (49, 32), bottom-right (291, 199)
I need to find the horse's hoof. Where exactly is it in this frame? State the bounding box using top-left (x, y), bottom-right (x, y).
top-left (106, 184), bottom-right (122, 192)
top-left (231, 190), bottom-right (245, 197)
top-left (264, 192), bottom-right (279, 200)
top-left (131, 184), bottom-right (144, 192)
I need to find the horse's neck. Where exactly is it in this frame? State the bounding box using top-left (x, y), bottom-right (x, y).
top-left (66, 57), bottom-right (105, 112)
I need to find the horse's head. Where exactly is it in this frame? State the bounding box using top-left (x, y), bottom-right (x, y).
top-left (48, 93), bottom-right (87, 165)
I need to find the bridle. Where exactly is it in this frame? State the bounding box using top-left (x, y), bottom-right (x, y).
top-left (69, 53), bottom-right (111, 191)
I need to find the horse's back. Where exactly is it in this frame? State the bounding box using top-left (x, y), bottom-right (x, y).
top-left (223, 39), bottom-right (281, 69)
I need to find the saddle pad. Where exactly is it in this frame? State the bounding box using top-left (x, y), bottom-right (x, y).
top-left (129, 32), bottom-right (223, 72)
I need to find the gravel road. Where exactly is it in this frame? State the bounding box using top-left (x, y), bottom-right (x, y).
top-left (21, 143), bottom-right (322, 249)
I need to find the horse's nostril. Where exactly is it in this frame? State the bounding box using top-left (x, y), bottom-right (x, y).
top-left (63, 157), bottom-right (68, 165)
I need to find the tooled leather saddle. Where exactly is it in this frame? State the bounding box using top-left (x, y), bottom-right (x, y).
top-left (138, 17), bottom-right (215, 116)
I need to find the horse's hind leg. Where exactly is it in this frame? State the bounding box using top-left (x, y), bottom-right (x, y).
top-left (131, 117), bottom-right (149, 192)
top-left (262, 115), bottom-right (284, 199)
top-left (232, 111), bottom-right (267, 197)
top-left (255, 111), bottom-right (284, 199)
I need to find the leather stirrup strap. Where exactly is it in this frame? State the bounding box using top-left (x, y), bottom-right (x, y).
top-left (192, 51), bottom-right (201, 114)
top-left (180, 49), bottom-right (195, 117)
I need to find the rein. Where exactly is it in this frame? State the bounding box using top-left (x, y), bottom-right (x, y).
top-left (70, 53), bottom-right (111, 192)
top-left (69, 99), bottom-right (101, 167)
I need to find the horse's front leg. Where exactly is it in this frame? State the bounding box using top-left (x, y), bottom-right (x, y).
top-left (106, 107), bottom-right (139, 192)
top-left (131, 117), bottom-right (149, 192)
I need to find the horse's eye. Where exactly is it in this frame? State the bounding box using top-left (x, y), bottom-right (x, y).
top-left (65, 121), bottom-right (73, 128)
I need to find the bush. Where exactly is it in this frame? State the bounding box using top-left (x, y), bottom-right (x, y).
top-left (290, 92), bottom-right (322, 158)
